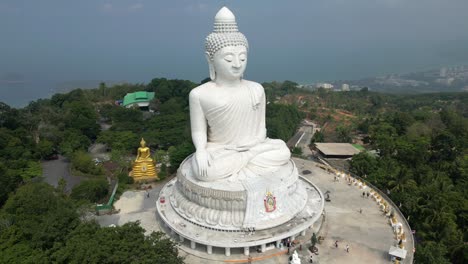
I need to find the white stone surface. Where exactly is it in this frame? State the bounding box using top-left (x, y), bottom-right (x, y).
top-left (156, 176), bottom-right (323, 248)
top-left (156, 6), bottom-right (324, 254)
top-left (190, 6), bottom-right (290, 182)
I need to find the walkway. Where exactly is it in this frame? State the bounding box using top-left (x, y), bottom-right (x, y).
top-left (95, 158), bottom-right (403, 263)
top-left (41, 155), bottom-right (83, 193)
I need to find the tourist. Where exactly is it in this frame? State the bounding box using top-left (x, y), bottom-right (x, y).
top-left (309, 255), bottom-right (314, 263)
top-left (362, 191), bottom-right (365, 198)
top-left (346, 244), bottom-right (349, 253)
top-left (335, 240), bottom-right (338, 248)
top-left (366, 191), bottom-right (370, 198)
top-left (359, 208), bottom-right (362, 214)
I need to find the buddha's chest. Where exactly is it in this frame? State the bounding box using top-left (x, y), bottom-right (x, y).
top-left (201, 86), bottom-right (252, 111)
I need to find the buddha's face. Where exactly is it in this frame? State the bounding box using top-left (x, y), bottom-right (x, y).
top-left (211, 45), bottom-right (247, 82)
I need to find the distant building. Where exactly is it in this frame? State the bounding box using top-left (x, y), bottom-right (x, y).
top-left (440, 67), bottom-right (447, 77)
top-left (316, 83), bottom-right (334, 89)
top-left (435, 78), bottom-right (455, 86)
top-left (341, 84), bottom-right (350, 91)
top-left (122, 91), bottom-right (155, 109)
top-left (314, 143), bottom-right (362, 159)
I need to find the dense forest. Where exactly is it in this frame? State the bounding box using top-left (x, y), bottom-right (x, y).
top-left (290, 89), bottom-right (467, 263)
top-left (1, 77), bottom-right (466, 263)
top-left (0, 78), bottom-right (303, 263)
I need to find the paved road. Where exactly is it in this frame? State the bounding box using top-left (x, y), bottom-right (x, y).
top-left (41, 155), bottom-right (83, 193)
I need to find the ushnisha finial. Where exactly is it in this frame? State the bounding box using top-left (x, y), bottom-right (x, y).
top-left (205, 6), bottom-right (249, 59)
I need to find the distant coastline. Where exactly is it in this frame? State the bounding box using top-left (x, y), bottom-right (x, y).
top-left (0, 80), bottom-right (127, 108)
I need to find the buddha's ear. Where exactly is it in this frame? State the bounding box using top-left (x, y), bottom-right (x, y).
top-left (205, 52), bottom-right (216, 81)
top-left (204, 52), bottom-right (211, 63)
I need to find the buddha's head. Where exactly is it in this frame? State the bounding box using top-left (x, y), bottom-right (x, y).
top-left (140, 138), bottom-right (146, 147)
top-left (205, 7), bottom-right (249, 82)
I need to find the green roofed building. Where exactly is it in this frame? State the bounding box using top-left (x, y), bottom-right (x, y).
top-left (122, 91), bottom-right (155, 109)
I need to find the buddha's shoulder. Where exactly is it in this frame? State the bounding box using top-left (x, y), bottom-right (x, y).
top-left (243, 80), bottom-right (264, 96)
top-left (189, 82), bottom-right (216, 98)
top-left (242, 80), bottom-right (263, 90)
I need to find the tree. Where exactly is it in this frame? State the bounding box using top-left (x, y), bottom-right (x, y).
top-left (349, 152), bottom-right (378, 176)
top-left (51, 222), bottom-right (184, 264)
top-left (0, 163), bottom-right (22, 207)
top-left (1, 183), bottom-right (79, 250)
top-left (168, 142), bottom-right (195, 173)
top-left (71, 151), bottom-right (103, 176)
top-left (36, 139), bottom-right (55, 159)
top-left (71, 179), bottom-right (109, 203)
top-left (292, 147), bottom-right (302, 155)
top-left (415, 242), bottom-right (451, 264)
top-left (310, 131), bottom-right (324, 144)
top-left (335, 125), bottom-right (352, 143)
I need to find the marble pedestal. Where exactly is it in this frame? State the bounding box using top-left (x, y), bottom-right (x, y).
top-left (156, 157), bottom-right (324, 255)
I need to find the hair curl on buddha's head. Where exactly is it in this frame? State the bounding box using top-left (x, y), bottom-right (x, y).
top-left (205, 7), bottom-right (249, 60)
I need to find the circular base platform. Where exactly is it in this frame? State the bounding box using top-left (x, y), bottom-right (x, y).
top-left (156, 176), bottom-right (324, 253)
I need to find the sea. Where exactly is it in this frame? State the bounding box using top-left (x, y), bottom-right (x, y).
top-left (0, 80), bottom-right (57, 108)
top-left (0, 79), bottom-right (126, 109)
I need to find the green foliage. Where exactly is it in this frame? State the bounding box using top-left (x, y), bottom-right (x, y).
top-left (147, 78), bottom-right (195, 104)
top-left (71, 151), bottom-right (103, 176)
top-left (262, 80), bottom-right (299, 99)
top-left (310, 131), bottom-right (324, 144)
top-left (0, 183), bottom-right (182, 263)
top-left (71, 179), bottom-right (109, 203)
top-left (292, 147), bottom-right (303, 156)
top-left (0, 163), bottom-right (22, 207)
top-left (59, 129), bottom-right (91, 155)
top-left (159, 164), bottom-right (168, 180)
top-left (118, 171), bottom-right (134, 185)
top-left (168, 142), bottom-right (195, 173)
top-left (1, 183), bottom-right (79, 250)
top-left (349, 107), bottom-right (468, 263)
top-left (266, 103), bottom-right (303, 141)
top-left (335, 125), bottom-right (352, 143)
top-left (97, 130), bottom-right (139, 151)
top-left (63, 101), bottom-right (100, 140)
top-left (20, 161), bottom-right (42, 180)
top-left (36, 139), bottom-right (54, 159)
top-left (50, 222), bottom-right (184, 264)
top-left (349, 152), bottom-right (378, 176)
top-left (415, 242), bottom-right (451, 264)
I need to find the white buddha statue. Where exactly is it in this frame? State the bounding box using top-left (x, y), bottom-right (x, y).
top-left (170, 6), bottom-right (308, 231)
top-left (189, 7), bottom-right (290, 182)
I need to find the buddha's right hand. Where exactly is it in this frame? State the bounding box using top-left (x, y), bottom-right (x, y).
top-left (195, 150), bottom-right (212, 178)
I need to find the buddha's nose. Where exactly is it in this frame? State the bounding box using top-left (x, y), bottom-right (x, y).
top-left (233, 57), bottom-right (241, 68)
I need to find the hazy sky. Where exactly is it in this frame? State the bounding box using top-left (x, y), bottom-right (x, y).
top-left (1, 0), bottom-right (468, 84)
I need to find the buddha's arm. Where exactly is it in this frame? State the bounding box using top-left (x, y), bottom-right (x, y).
top-left (135, 149), bottom-right (141, 161)
top-left (189, 90), bottom-right (210, 177)
top-left (189, 90), bottom-right (207, 151)
top-left (258, 87), bottom-right (267, 141)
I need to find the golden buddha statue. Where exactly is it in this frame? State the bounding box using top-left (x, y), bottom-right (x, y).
top-left (130, 138), bottom-right (158, 181)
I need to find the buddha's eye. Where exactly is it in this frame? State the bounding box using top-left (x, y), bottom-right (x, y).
top-left (224, 55), bottom-right (233, 62)
top-left (239, 54), bottom-right (246, 62)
